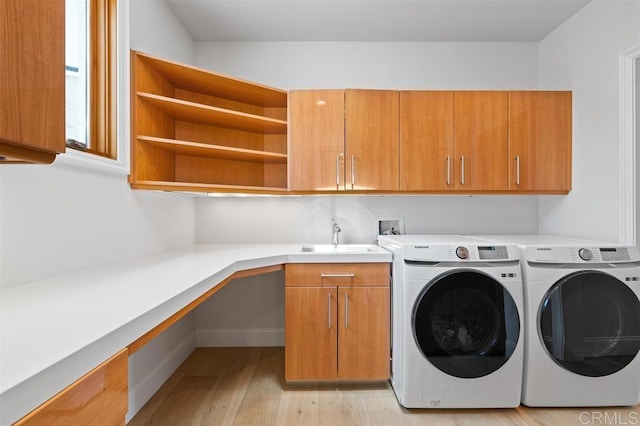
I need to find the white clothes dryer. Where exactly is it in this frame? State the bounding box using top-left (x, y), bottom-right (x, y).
top-left (474, 235), bottom-right (640, 407)
top-left (378, 235), bottom-right (524, 408)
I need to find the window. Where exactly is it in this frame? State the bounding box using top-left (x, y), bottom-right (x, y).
top-left (65, 0), bottom-right (117, 159)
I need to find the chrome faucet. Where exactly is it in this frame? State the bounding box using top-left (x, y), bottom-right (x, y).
top-left (331, 218), bottom-right (341, 245)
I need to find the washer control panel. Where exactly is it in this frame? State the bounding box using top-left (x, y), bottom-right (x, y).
top-left (478, 245), bottom-right (509, 260)
top-left (600, 247), bottom-right (631, 262)
top-left (403, 244), bottom-right (517, 262)
top-left (525, 246), bottom-right (639, 263)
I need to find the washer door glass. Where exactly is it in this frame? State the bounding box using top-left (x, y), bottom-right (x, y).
top-left (413, 270), bottom-right (520, 379)
top-left (539, 270), bottom-right (640, 377)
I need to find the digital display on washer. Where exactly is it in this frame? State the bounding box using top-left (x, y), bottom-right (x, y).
top-left (600, 247), bottom-right (630, 261)
top-left (478, 246), bottom-right (508, 260)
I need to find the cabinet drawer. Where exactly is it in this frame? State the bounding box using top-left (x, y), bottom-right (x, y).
top-left (286, 263), bottom-right (389, 287)
top-left (15, 349), bottom-right (128, 426)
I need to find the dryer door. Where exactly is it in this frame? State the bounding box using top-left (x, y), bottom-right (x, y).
top-left (412, 270), bottom-right (520, 378)
top-left (539, 270), bottom-right (640, 377)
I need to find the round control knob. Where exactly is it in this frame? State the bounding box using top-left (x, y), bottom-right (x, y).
top-left (456, 246), bottom-right (469, 259)
top-left (579, 248), bottom-right (593, 261)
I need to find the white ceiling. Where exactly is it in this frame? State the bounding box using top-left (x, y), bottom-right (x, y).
top-left (166, 0), bottom-right (591, 42)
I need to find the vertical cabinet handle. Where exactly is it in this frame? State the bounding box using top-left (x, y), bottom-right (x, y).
top-left (351, 155), bottom-right (355, 190)
top-left (516, 155), bottom-right (521, 186)
top-left (344, 293), bottom-right (349, 329)
top-left (446, 156), bottom-right (451, 186)
top-left (328, 293), bottom-right (332, 329)
top-left (336, 154), bottom-right (341, 190)
top-left (460, 156), bottom-right (465, 185)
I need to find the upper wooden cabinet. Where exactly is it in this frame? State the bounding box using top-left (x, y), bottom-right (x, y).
top-left (508, 91), bottom-right (572, 192)
top-left (453, 91), bottom-right (509, 191)
top-left (288, 90), bottom-right (345, 191)
top-left (131, 53), bottom-right (571, 196)
top-left (0, 0), bottom-right (65, 164)
top-left (288, 89), bottom-right (399, 191)
top-left (345, 90), bottom-right (399, 191)
top-left (130, 51), bottom-right (288, 194)
top-left (400, 90), bottom-right (571, 193)
top-left (400, 91), bottom-right (454, 190)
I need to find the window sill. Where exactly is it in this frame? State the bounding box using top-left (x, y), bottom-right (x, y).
top-left (57, 147), bottom-right (129, 175)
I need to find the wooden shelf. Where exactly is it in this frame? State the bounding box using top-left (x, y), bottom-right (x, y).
top-left (131, 50), bottom-right (288, 194)
top-left (135, 51), bottom-right (287, 108)
top-left (137, 92), bottom-right (287, 135)
top-left (137, 136), bottom-right (287, 163)
top-left (130, 180), bottom-right (288, 194)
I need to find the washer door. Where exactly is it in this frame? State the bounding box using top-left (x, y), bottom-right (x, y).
top-left (412, 270), bottom-right (520, 379)
top-left (539, 270), bottom-right (640, 377)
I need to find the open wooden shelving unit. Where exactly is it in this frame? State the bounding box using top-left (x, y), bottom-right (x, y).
top-left (130, 50), bottom-right (288, 194)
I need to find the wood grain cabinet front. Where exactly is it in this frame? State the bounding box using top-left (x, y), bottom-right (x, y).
top-left (453, 91), bottom-right (509, 191)
top-left (400, 90), bottom-right (571, 193)
top-left (14, 349), bottom-right (128, 426)
top-left (288, 89), bottom-right (399, 191)
top-left (399, 91), bottom-right (454, 190)
top-left (0, 0), bottom-right (65, 164)
top-left (508, 91), bottom-right (572, 192)
top-left (288, 90), bottom-right (345, 191)
top-left (284, 263), bottom-right (390, 381)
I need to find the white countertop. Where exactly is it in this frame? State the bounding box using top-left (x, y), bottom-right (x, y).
top-left (0, 243), bottom-right (391, 424)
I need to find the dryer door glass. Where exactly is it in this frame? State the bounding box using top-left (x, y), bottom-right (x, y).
top-left (412, 270), bottom-right (520, 379)
top-left (539, 270), bottom-right (640, 377)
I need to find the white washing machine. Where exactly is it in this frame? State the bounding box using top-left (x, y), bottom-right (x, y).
top-left (474, 235), bottom-right (640, 407)
top-left (378, 235), bottom-right (524, 408)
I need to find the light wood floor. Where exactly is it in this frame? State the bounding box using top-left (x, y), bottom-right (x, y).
top-left (129, 347), bottom-right (639, 425)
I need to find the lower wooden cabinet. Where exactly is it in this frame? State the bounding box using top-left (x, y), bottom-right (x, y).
top-left (14, 349), bottom-right (128, 426)
top-left (284, 263), bottom-right (390, 381)
top-left (337, 286), bottom-right (390, 380)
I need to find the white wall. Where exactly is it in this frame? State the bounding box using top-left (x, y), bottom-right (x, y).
top-left (192, 41), bottom-right (541, 346)
top-left (129, 0), bottom-right (195, 64)
top-left (195, 41), bottom-right (538, 90)
top-left (195, 195), bottom-right (539, 245)
top-left (538, 0), bottom-right (640, 242)
top-left (195, 271), bottom-right (285, 347)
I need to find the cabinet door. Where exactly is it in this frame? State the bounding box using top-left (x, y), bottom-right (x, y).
top-left (0, 0), bottom-right (65, 163)
top-left (285, 287), bottom-right (338, 380)
top-left (400, 91), bottom-right (454, 190)
top-left (289, 90), bottom-right (345, 191)
top-left (345, 90), bottom-right (399, 191)
top-left (453, 91), bottom-right (508, 190)
top-left (337, 287), bottom-right (390, 380)
top-left (509, 91), bottom-right (572, 191)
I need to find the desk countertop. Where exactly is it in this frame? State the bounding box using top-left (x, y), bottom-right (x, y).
top-left (0, 243), bottom-right (391, 424)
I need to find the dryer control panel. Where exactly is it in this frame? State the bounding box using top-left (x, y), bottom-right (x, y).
top-left (403, 244), bottom-right (519, 262)
top-left (525, 246), bottom-right (640, 264)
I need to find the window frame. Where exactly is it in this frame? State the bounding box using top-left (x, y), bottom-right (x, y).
top-left (67, 0), bottom-right (117, 160)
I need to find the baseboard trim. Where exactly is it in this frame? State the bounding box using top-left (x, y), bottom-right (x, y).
top-left (126, 331), bottom-right (196, 422)
top-left (196, 328), bottom-right (284, 347)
